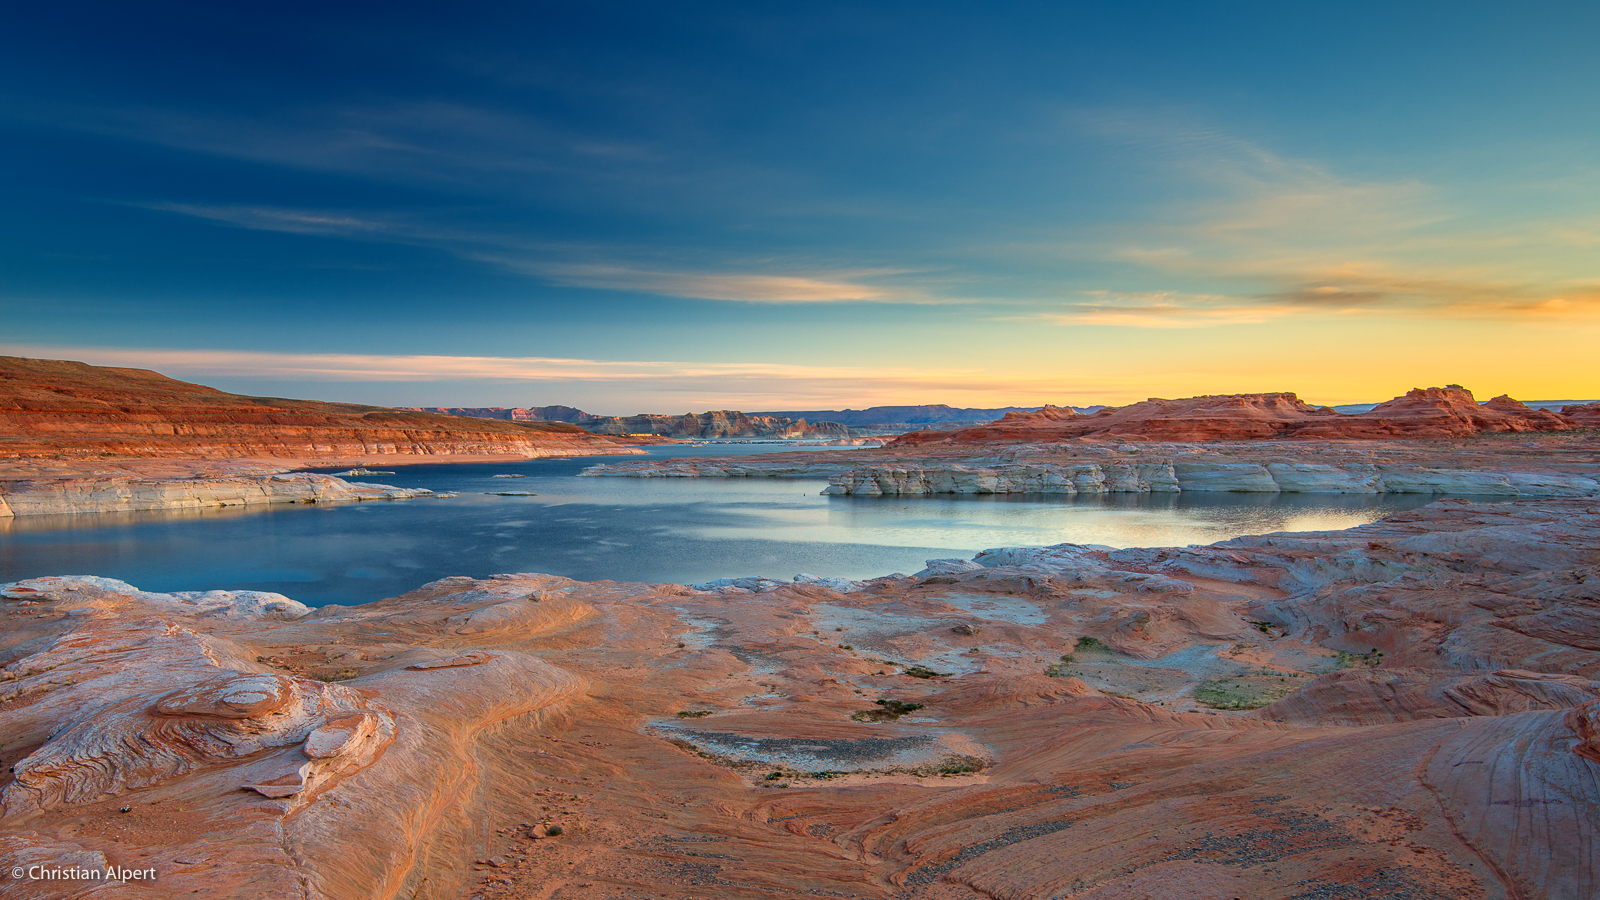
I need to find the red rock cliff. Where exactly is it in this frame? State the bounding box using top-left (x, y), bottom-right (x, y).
top-left (0, 356), bottom-right (642, 461)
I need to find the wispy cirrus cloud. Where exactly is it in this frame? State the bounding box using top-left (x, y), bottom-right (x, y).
top-left (51, 101), bottom-right (661, 188)
top-left (520, 262), bottom-right (886, 303)
top-left (0, 343), bottom-right (889, 383)
top-left (1254, 271), bottom-right (1600, 319)
top-left (493, 260), bottom-right (947, 304)
top-left (1003, 278), bottom-right (1600, 330)
top-left (140, 202), bottom-right (404, 238)
top-left (996, 290), bottom-right (1305, 329)
top-left (141, 201), bottom-right (943, 304)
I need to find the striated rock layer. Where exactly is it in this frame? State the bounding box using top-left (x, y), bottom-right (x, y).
top-left (2, 498), bottom-right (1598, 899)
top-left (0, 355), bottom-right (645, 462)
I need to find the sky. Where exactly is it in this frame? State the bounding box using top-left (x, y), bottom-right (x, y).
top-left (2, 2), bottom-right (1596, 414)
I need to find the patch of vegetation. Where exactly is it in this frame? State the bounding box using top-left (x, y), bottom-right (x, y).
top-left (933, 755), bottom-right (987, 776)
top-left (851, 699), bottom-right (926, 722)
top-left (1074, 636), bottom-right (1105, 651)
top-left (1194, 673), bottom-right (1308, 710)
top-left (1247, 620), bottom-right (1277, 635)
top-left (838, 643), bottom-right (854, 650)
top-left (676, 710), bottom-right (714, 718)
top-left (545, 824), bottom-right (563, 836)
top-left (323, 668), bottom-right (360, 682)
top-left (902, 666), bottom-right (952, 679)
top-left (1336, 649), bottom-right (1385, 668)
top-left (1044, 652), bottom-right (1078, 677)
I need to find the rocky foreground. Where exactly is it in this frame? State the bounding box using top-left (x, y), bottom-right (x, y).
top-left (1, 499), bottom-right (1597, 899)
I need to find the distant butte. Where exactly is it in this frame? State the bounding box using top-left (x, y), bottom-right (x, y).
top-left (403, 406), bottom-right (860, 439)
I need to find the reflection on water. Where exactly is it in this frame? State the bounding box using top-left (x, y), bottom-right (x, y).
top-left (0, 503), bottom-right (269, 535)
top-left (0, 446), bottom-right (1469, 607)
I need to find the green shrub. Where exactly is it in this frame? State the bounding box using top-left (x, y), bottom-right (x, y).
top-left (851, 699), bottom-right (926, 722)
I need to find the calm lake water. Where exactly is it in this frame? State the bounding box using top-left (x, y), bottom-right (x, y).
top-left (0, 444), bottom-right (1450, 607)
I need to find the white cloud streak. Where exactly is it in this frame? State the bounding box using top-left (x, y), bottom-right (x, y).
top-left (0, 344), bottom-right (1090, 409)
top-left (141, 202), bottom-right (941, 305)
top-left (4, 343), bottom-right (1229, 409)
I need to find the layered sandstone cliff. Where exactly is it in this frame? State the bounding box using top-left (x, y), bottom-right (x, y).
top-left (0, 356), bottom-right (643, 461)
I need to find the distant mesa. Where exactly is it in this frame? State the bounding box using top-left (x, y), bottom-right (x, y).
top-left (751, 404), bottom-right (1102, 434)
top-left (402, 405), bottom-right (591, 424)
top-left (404, 406), bottom-right (857, 440)
top-left (402, 403), bottom-right (1101, 438)
top-left (891, 385), bottom-right (1586, 445)
top-left (1563, 401), bottom-right (1600, 427)
top-left (406, 389), bottom-right (1590, 444)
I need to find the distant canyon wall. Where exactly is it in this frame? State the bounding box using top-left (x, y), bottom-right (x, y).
top-left (405, 406), bottom-right (852, 439)
top-left (410, 389), bottom-right (1600, 445)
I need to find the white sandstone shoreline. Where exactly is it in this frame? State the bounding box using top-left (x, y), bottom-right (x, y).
top-left (0, 445), bottom-right (659, 518)
top-left (0, 472), bottom-right (431, 518)
top-left (580, 443), bottom-right (1600, 498)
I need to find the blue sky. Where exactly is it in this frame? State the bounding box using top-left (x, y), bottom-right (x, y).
top-left (2, 2), bottom-right (1596, 412)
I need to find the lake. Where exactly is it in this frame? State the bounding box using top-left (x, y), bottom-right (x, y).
top-left (0, 444), bottom-right (1450, 606)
